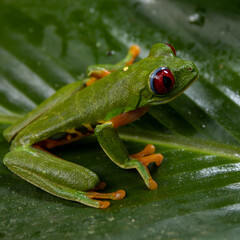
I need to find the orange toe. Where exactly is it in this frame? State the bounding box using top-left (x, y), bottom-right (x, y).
top-left (138, 153), bottom-right (164, 167)
top-left (114, 190), bottom-right (126, 200)
top-left (130, 144), bottom-right (156, 159)
top-left (99, 201), bottom-right (111, 209)
top-left (153, 154), bottom-right (164, 166)
top-left (148, 179), bottom-right (158, 190)
top-left (87, 189), bottom-right (126, 201)
top-left (129, 45), bottom-right (140, 58)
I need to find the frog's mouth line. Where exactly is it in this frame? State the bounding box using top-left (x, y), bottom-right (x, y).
top-left (149, 75), bottom-right (199, 105)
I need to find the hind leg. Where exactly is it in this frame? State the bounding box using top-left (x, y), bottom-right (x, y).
top-left (3, 146), bottom-right (125, 208)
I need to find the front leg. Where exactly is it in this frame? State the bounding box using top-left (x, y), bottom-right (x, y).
top-left (95, 122), bottom-right (162, 190)
top-left (86, 45), bottom-right (140, 86)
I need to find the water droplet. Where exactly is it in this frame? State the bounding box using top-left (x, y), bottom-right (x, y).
top-left (96, 41), bottom-right (101, 48)
top-left (151, 10), bottom-right (156, 15)
top-left (202, 124), bottom-right (206, 128)
top-left (219, 64), bottom-right (224, 69)
top-left (106, 50), bottom-right (115, 56)
top-left (78, 22), bottom-right (84, 27)
top-left (188, 7), bottom-right (206, 26)
top-left (77, 73), bottom-right (85, 80)
top-left (189, 13), bottom-right (201, 23)
top-left (89, 8), bottom-right (95, 14)
top-left (107, 217), bottom-right (114, 222)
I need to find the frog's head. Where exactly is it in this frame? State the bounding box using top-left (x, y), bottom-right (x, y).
top-left (139, 43), bottom-right (199, 106)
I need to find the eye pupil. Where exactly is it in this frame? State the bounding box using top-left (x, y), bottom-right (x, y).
top-left (150, 67), bottom-right (175, 95)
top-left (163, 76), bottom-right (172, 89)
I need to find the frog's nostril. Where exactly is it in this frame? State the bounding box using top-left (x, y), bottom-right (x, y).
top-left (188, 67), bottom-right (193, 71)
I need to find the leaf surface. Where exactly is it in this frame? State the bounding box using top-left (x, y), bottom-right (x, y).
top-left (0, 0), bottom-right (240, 239)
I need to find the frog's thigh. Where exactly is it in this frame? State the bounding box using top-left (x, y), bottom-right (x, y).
top-left (3, 146), bottom-right (123, 208)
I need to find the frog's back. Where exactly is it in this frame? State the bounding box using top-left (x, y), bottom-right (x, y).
top-left (10, 67), bottom-right (142, 150)
top-left (4, 81), bottom-right (85, 143)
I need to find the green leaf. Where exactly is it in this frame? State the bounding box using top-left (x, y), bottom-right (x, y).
top-left (0, 0), bottom-right (240, 239)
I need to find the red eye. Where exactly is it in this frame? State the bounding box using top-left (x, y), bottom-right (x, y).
top-left (150, 68), bottom-right (175, 95)
top-left (164, 43), bottom-right (176, 56)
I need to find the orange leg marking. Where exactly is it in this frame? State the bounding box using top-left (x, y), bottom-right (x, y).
top-left (36, 134), bottom-right (85, 149)
top-left (91, 69), bottom-right (111, 78)
top-left (86, 77), bottom-right (98, 87)
top-left (92, 181), bottom-right (106, 191)
top-left (35, 128), bottom-right (93, 149)
top-left (86, 69), bottom-right (111, 86)
top-left (130, 144), bottom-right (164, 167)
top-left (111, 106), bottom-right (149, 128)
top-left (126, 45), bottom-right (141, 65)
top-left (33, 144), bottom-right (57, 156)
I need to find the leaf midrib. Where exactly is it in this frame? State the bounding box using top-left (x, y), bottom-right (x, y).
top-left (1, 119), bottom-right (240, 161)
top-left (119, 129), bottom-right (240, 161)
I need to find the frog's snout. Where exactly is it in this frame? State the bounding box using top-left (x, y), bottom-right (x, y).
top-left (185, 61), bottom-right (199, 80)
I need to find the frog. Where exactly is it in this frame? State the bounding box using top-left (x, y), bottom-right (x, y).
top-left (3, 43), bottom-right (199, 208)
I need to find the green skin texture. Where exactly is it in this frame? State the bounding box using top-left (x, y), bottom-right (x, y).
top-left (3, 43), bottom-right (199, 208)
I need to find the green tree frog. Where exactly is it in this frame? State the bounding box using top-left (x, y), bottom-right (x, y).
top-left (3, 43), bottom-right (199, 208)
